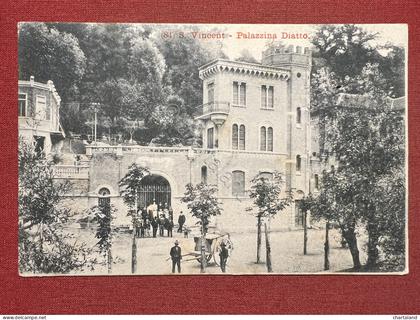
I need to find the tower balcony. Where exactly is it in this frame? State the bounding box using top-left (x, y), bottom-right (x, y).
top-left (195, 101), bottom-right (230, 126)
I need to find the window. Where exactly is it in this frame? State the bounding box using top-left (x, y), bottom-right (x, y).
top-left (259, 171), bottom-right (273, 181)
top-left (98, 187), bottom-right (111, 207)
top-left (296, 155), bottom-right (302, 172)
top-left (233, 82), bottom-right (246, 106)
top-left (268, 86), bottom-right (274, 109)
top-left (232, 170), bottom-right (245, 197)
top-left (240, 83), bottom-right (246, 105)
top-left (296, 107), bottom-right (302, 124)
top-left (207, 82), bottom-right (214, 103)
top-left (261, 86), bottom-right (267, 109)
top-left (314, 174), bottom-right (319, 190)
top-left (260, 126), bottom-right (266, 151)
top-left (36, 95), bottom-right (47, 120)
top-left (261, 85), bottom-right (274, 109)
top-left (260, 126), bottom-right (273, 152)
top-left (232, 124), bottom-right (238, 150)
top-left (239, 125), bottom-right (245, 150)
top-left (207, 128), bottom-right (214, 149)
top-left (233, 82), bottom-right (239, 105)
top-left (201, 166), bottom-right (208, 184)
top-left (18, 93), bottom-right (27, 117)
top-left (267, 127), bottom-right (273, 151)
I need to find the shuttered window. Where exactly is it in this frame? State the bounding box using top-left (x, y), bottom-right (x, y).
top-left (233, 82), bottom-right (239, 105)
top-left (239, 125), bottom-right (245, 150)
top-left (232, 124), bottom-right (238, 150)
top-left (268, 86), bottom-right (274, 109)
top-left (267, 127), bottom-right (273, 151)
top-left (207, 128), bottom-right (214, 149)
top-left (18, 93), bottom-right (27, 117)
top-left (260, 126), bottom-right (266, 151)
top-left (261, 85), bottom-right (267, 109)
top-left (232, 170), bottom-right (245, 197)
top-left (239, 83), bottom-right (246, 105)
top-left (296, 155), bottom-right (302, 172)
top-left (207, 82), bottom-right (214, 103)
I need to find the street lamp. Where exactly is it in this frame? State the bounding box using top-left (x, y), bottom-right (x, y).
top-left (91, 103), bottom-right (100, 144)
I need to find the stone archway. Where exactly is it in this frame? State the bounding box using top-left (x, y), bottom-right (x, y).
top-left (138, 174), bottom-right (171, 210)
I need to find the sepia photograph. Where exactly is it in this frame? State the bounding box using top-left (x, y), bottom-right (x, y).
top-left (17, 23), bottom-right (407, 275)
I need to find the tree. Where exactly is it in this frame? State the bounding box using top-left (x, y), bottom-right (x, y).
top-left (89, 202), bottom-right (117, 273)
top-left (18, 138), bottom-right (94, 274)
top-left (247, 171), bottom-right (291, 272)
top-left (181, 183), bottom-right (223, 273)
top-left (298, 193), bottom-right (315, 255)
top-left (119, 163), bottom-right (150, 273)
top-left (235, 49), bottom-right (259, 63)
top-left (311, 63), bottom-right (405, 271)
top-left (18, 23), bottom-right (86, 103)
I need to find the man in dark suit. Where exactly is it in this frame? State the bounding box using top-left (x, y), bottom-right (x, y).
top-left (219, 241), bottom-right (229, 273)
top-left (170, 240), bottom-right (182, 273)
top-left (178, 212), bottom-right (186, 233)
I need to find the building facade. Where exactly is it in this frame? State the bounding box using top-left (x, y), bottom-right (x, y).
top-left (18, 76), bottom-right (65, 156)
top-left (32, 43), bottom-right (320, 232)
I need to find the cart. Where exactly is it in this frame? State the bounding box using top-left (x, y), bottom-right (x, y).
top-left (184, 231), bottom-right (233, 266)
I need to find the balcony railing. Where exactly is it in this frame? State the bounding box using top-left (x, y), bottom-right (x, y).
top-left (195, 101), bottom-right (230, 119)
top-left (53, 165), bottom-right (89, 179)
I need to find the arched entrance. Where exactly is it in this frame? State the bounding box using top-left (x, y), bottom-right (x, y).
top-left (138, 174), bottom-right (171, 209)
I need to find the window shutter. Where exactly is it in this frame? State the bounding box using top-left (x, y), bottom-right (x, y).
top-left (240, 83), bottom-right (246, 105)
top-left (232, 124), bottom-right (238, 150)
top-left (268, 86), bottom-right (274, 109)
top-left (233, 82), bottom-right (239, 105)
top-left (239, 125), bottom-right (245, 150)
top-left (260, 126), bottom-right (266, 151)
top-left (232, 170), bottom-right (245, 197)
top-left (267, 127), bottom-right (273, 151)
top-left (261, 85), bottom-right (267, 109)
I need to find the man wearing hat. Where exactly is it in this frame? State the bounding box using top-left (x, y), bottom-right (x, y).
top-left (219, 241), bottom-right (229, 273)
top-left (170, 240), bottom-right (182, 273)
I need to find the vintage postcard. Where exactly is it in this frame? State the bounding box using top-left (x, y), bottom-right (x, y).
top-left (17, 23), bottom-right (407, 275)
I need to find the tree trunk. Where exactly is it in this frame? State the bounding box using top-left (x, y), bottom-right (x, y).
top-left (200, 235), bottom-right (206, 273)
top-left (131, 233), bottom-right (137, 274)
top-left (366, 221), bottom-right (379, 269)
top-left (257, 215), bottom-right (262, 263)
top-left (341, 226), bottom-right (362, 270)
top-left (200, 218), bottom-right (207, 273)
top-left (264, 223), bottom-right (272, 272)
top-left (107, 248), bottom-right (112, 274)
top-left (303, 211), bottom-right (308, 255)
top-left (324, 221), bottom-right (330, 271)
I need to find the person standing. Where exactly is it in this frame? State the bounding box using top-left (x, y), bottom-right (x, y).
top-left (151, 216), bottom-right (158, 238)
top-left (165, 218), bottom-right (173, 237)
top-left (219, 242), bottom-right (229, 273)
top-left (170, 240), bottom-right (182, 273)
top-left (159, 213), bottom-right (165, 237)
top-left (178, 212), bottom-right (186, 233)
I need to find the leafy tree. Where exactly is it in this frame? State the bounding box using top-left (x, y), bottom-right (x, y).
top-left (247, 171), bottom-right (291, 271)
top-left (311, 63), bottom-right (405, 271)
top-left (181, 183), bottom-right (222, 273)
top-left (311, 24), bottom-right (405, 98)
top-left (235, 49), bottom-right (259, 63)
top-left (18, 22), bottom-right (86, 103)
top-left (119, 163), bottom-right (150, 273)
top-left (87, 202), bottom-right (116, 273)
top-left (18, 138), bottom-right (94, 274)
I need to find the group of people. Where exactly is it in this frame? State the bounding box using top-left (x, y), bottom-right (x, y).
top-left (133, 201), bottom-right (188, 239)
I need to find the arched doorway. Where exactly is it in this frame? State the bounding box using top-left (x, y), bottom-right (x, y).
top-left (138, 174), bottom-right (171, 209)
